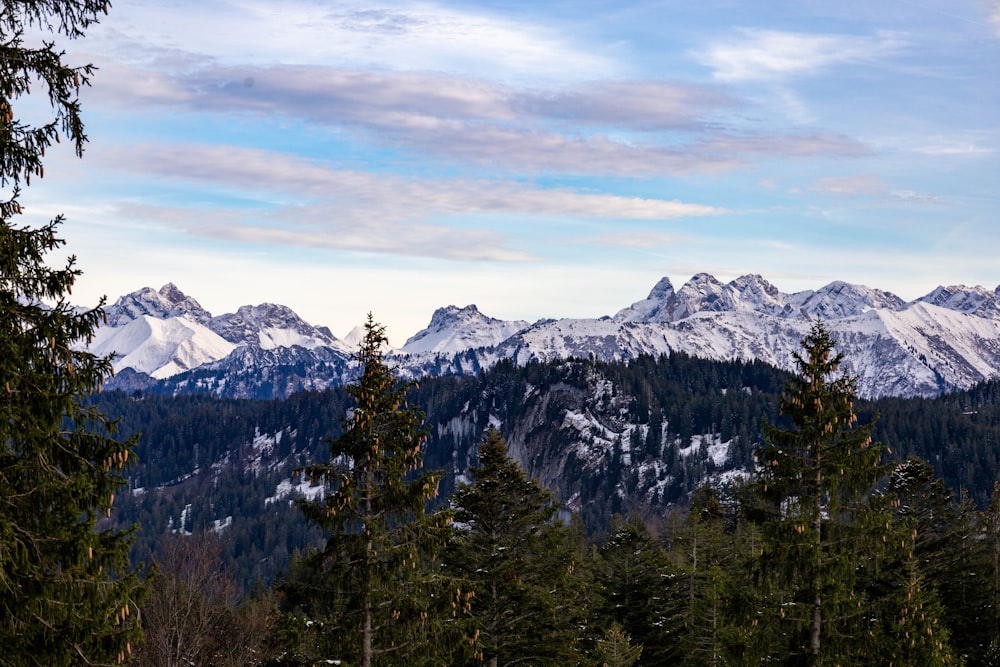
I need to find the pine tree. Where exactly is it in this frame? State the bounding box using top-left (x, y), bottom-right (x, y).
top-left (286, 316), bottom-right (458, 667)
top-left (670, 485), bottom-right (743, 667)
top-left (983, 481), bottom-right (1000, 664)
top-left (748, 320), bottom-right (887, 664)
top-left (873, 528), bottom-right (959, 667)
top-left (1, 2), bottom-right (145, 664)
top-left (887, 456), bottom-right (989, 664)
top-left (594, 515), bottom-right (683, 666)
top-left (444, 428), bottom-right (584, 666)
top-left (594, 624), bottom-right (643, 667)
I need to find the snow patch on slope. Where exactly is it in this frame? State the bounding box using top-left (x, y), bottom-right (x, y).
top-left (88, 315), bottom-right (235, 379)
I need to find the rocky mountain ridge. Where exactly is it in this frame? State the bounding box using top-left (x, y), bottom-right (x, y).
top-left (89, 275), bottom-right (1000, 399)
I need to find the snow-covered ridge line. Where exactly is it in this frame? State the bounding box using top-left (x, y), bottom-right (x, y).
top-left (88, 275), bottom-right (1000, 399)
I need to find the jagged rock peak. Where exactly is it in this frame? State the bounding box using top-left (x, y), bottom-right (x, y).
top-left (615, 277), bottom-right (680, 323)
top-left (725, 274), bottom-right (787, 315)
top-left (107, 283), bottom-right (212, 327)
top-left (618, 273), bottom-right (912, 323)
top-left (674, 273), bottom-right (779, 317)
top-left (427, 304), bottom-right (490, 328)
top-left (646, 276), bottom-right (676, 300)
top-left (402, 305), bottom-right (529, 355)
top-left (917, 284), bottom-right (1000, 317)
top-left (210, 303), bottom-right (341, 350)
top-left (793, 281), bottom-right (906, 319)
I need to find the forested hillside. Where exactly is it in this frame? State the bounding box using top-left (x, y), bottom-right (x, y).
top-left (103, 326), bottom-right (1000, 666)
top-left (103, 353), bottom-right (1000, 592)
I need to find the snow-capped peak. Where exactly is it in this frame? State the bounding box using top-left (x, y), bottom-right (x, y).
top-left (791, 281), bottom-right (906, 320)
top-left (615, 277), bottom-right (679, 323)
top-left (210, 303), bottom-right (347, 351)
top-left (917, 284), bottom-right (1000, 318)
top-left (87, 314), bottom-right (235, 379)
top-left (400, 305), bottom-right (529, 355)
top-left (106, 283), bottom-right (212, 327)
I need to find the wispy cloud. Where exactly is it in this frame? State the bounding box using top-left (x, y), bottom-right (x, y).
top-left (576, 231), bottom-right (682, 249)
top-left (94, 143), bottom-right (723, 261)
top-left (90, 0), bottom-right (618, 83)
top-left (696, 28), bottom-right (905, 82)
top-left (990, 0), bottom-right (1000, 39)
top-left (809, 175), bottom-right (939, 204)
top-left (810, 175), bottom-right (888, 196)
top-left (90, 59), bottom-right (866, 176)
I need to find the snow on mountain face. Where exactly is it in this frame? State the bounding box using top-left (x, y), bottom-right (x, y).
top-left (93, 285), bottom-right (352, 381)
top-left (400, 305), bottom-right (529, 355)
top-left (790, 281), bottom-right (906, 320)
top-left (88, 314), bottom-right (236, 379)
top-left (91, 275), bottom-right (1000, 399)
top-left (917, 284), bottom-right (1000, 318)
top-left (615, 276), bottom-right (680, 323)
top-left (341, 325), bottom-right (367, 350)
top-left (617, 274), bottom-right (905, 323)
top-left (211, 304), bottom-right (350, 352)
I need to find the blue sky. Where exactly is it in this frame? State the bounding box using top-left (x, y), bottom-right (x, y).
top-left (22, 0), bottom-right (1000, 344)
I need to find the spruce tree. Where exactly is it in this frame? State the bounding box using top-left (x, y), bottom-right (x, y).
top-left (1, 2), bottom-right (145, 664)
top-left (594, 515), bottom-right (683, 666)
top-left (887, 457), bottom-right (990, 664)
top-left (873, 529), bottom-right (959, 666)
top-left (747, 321), bottom-right (887, 664)
top-left (594, 624), bottom-right (644, 667)
top-left (287, 316), bottom-right (458, 667)
top-left (444, 428), bottom-right (584, 666)
top-left (670, 485), bottom-right (743, 666)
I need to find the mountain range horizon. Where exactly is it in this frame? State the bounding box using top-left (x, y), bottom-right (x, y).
top-left (85, 272), bottom-right (1000, 401)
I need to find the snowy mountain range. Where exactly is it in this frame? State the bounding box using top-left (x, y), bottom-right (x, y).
top-left (87, 275), bottom-right (1000, 399)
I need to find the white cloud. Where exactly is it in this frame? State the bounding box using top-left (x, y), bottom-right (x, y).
top-left (90, 0), bottom-right (617, 83)
top-left (696, 28), bottom-right (905, 82)
top-left (810, 175), bottom-right (888, 196)
top-left (93, 143), bottom-right (723, 261)
top-left (990, 0), bottom-right (1000, 39)
top-left (808, 175), bottom-right (939, 204)
top-left (88, 59), bottom-right (865, 177)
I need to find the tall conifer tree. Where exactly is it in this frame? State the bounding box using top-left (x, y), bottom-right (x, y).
top-left (748, 321), bottom-right (887, 664)
top-left (594, 515), bottom-right (682, 666)
top-left (288, 316), bottom-right (458, 667)
top-left (1, 2), bottom-right (145, 664)
top-left (444, 428), bottom-right (584, 666)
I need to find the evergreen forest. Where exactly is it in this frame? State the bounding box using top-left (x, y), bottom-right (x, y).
top-left (91, 328), bottom-right (1000, 666)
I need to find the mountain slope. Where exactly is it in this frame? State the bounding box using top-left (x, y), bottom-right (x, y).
top-left (93, 275), bottom-right (1000, 399)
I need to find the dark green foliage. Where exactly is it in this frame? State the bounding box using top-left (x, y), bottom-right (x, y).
top-left (281, 316), bottom-right (458, 667)
top-left (887, 457), bottom-right (991, 664)
top-left (97, 388), bottom-right (345, 590)
top-left (1, 0), bottom-right (106, 190)
top-left (444, 429), bottom-right (585, 666)
top-left (870, 530), bottom-right (959, 666)
top-left (78, 343), bottom-right (1000, 663)
top-left (99, 355), bottom-right (1000, 601)
top-left (0, 220), bottom-right (145, 664)
top-left (667, 485), bottom-right (749, 666)
top-left (1, 1), bottom-right (146, 663)
top-left (592, 515), bottom-right (683, 666)
top-left (747, 321), bottom-right (894, 664)
top-left (593, 624), bottom-right (644, 667)
top-left (869, 379), bottom-right (1000, 508)
top-left (984, 483), bottom-right (1000, 663)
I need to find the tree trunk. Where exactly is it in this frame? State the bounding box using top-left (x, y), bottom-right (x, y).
top-left (810, 464), bottom-right (823, 662)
